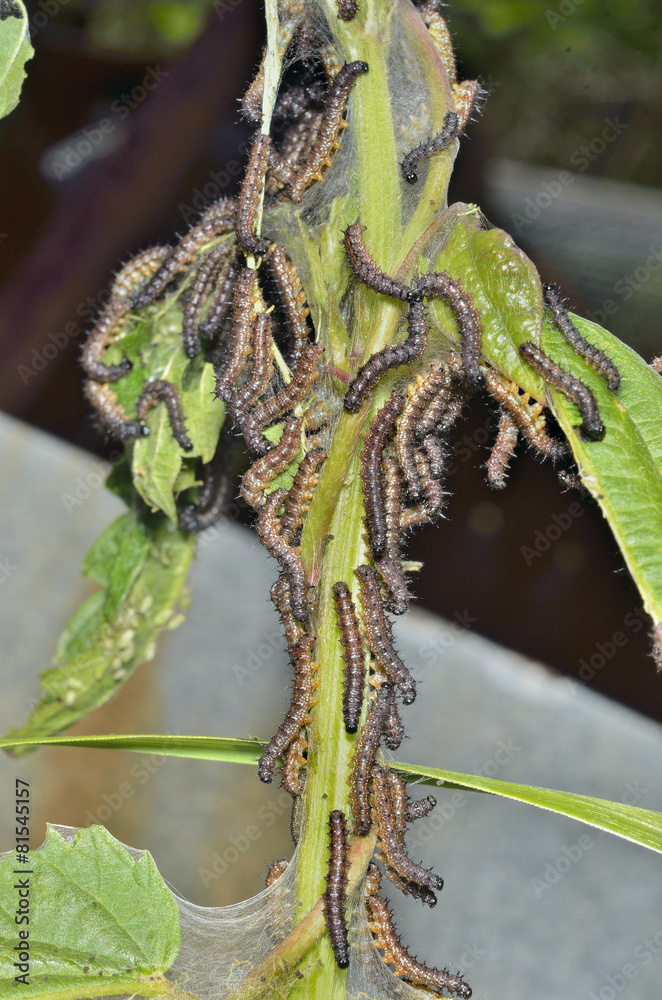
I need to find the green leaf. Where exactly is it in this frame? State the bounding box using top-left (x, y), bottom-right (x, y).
top-left (2, 735), bottom-right (659, 856)
top-left (393, 762), bottom-right (662, 854)
top-left (2, 521), bottom-right (195, 755)
top-left (430, 204), bottom-right (545, 396)
top-left (0, 824), bottom-right (181, 1000)
top-left (537, 313), bottom-right (662, 629)
top-left (179, 356), bottom-right (224, 463)
top-left (0, 1), bottom-right (32, 121)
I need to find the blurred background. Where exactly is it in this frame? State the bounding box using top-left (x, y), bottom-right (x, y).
top-left (1, 0), bottom-right (662, 724)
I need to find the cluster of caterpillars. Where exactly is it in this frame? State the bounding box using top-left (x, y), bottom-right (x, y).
top-left (79, 1), bottom-right (622, 994)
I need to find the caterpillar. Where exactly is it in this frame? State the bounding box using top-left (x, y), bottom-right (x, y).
top-left (371, 765), bottom-right (443, 892)
top-left (281, 735), bottom-right (308, 797)
top-left (519, 342), bottom-right (605, 441)
top-left (288, 61), bottom-right (369, 202)
top-left (136, 380), bottom-right (193, 451)
top-left (241, 343), bottom-right (323, 456)
top-left (420, 8), bottom-right (456, 83)
top-left (366, 892), bottom-right (472, 997)
top-left (324, 810), bottom-right (350, 969)
top-left (355, 565), bottom-right (416, 704)
top-left (215, 266), bottom-right (259, 403)
top-left (421, 433), bottom-right (448, 481)
top-left (132, 198), bottom-right (236, 309)
top-left (181, 241), bottom-right (232, 359)
top-left (486, 409), bottom-right (519, 489)
top-left (257, 634), bottom-right (317, 783)
top-left (266, 246), bottom-right (312, 362)
top-left (235, 132), bottom-right (271, 257)
top-left (111, 246), bottom-right (171, 300)
top-left (376, 457), bottom-right (409, 616)
top-left (332, 581), bottom-right (367, 733)
top-left (271, 573), bottom-right (305, 654)
top-left (413, 448), bottom-right (445, 520)
top-left (396, 365), bottom-right (450, 498)
top-left (200, 246), bottom-right (241, 345)
top-left (280, 447), bottom-right (326, 543)
top-left (452, 79), bottom-right (482, 132)
top-left (417, 271), bottom-right (483, 383)
top-left (256, 487), bottom-right (310, 621)
top-left (344, 298), bottom-right (428, 414)
top-left (81, 300), bottom-right (133, 382)
top-left (401, 110), bottom-right (460, 184)
top-left (337, 0), bottom-right (358, 18)
top-left (343, 223), bottom-right (415, 303)
top-left (230, 312), bottom-right (277, 436)
top-left (484, 368), bottom-right (565, 460)
top-left (178, 444), bottom-right (232, 534)
top-left (265, 859), bottom-right (288, 887)
top-left (383, 695), bottom-right (405, 751)
top-left (349, 683), bottom-right (392, 836)
top-left (241, 415), bottom-right (302, 510)
top-left (83, 380), bottom-right (148, 441)
top-left (386, 770), bottom-right (408, 834)
top-left (407, 795), bottom-right (437, 823)
top-left (542, 283), bottom-right (620, 391)
top-left (360, 391), bottom-right (406, 559)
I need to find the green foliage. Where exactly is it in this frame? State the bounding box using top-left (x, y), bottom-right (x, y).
top-left (0, 825), bottom-right (181, 1000)
top-left (0, 1), bottom-right (32, 120)
top-left (4, 512), bottom-right (194, 754)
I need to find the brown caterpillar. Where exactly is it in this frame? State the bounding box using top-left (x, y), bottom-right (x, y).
top-left (81, 300), bottom-right (133, 382)
top-left (349, 683), bottom-right (392, 836)
top-left (178, 438), bottom-right (233, 534)
top-left (417, 271), bottom-right (483, 383)
top-left (333, 581), bottom-right (367, 734)
top-left (355, 565), bottom-right (416, 704)
top-left (366, 892), bottom-right (472, 997)
top-left (281, 735), bottom-right (308, 797)
top-left (265, 859), bottom-right (289, 887)
top-left (407, 794), bottom-right (437, 823)
top-left (241, 416), bottom-right (302, 510)
top-left (280, 447), bottom-right (326, 543)
top-left (288, 61), bottom-right (369, 202)
top-left (258, 633), bottom-right (317, 783)
top-left (235, 132), bottom-right (271, 257)
top-left (111, 245), bottom-right (171, 300)
top-left (344, 298), bottom-right (428, 414)
top-left (337, 0), bottom-right (358, 18)
top-left (395, 365), bottom-right (450, 498)
top-left (83, 380), bottom-right (148, 441)
top-left (360, 391), bottom-right (405, 558)
top-left (413, 448), bottom-right (445, 520)
top-left (421, 434), bottom-right (448, 481)
top-left (200, 246), bottom-right (242, 344)
top-left (136, 380), bottom-right (193, 451)
top-left (452, 79), bottom-right (482, 132)
top-left (383, 695), bottom-right (404, 751)
top-left (182, 241), bottom-right (232, 359)
top-left (215, 266), bottom-right (259, 404)
top-left (484, 368), bottom-right (565, 460)
top-left (543, 283), bottom-right (620, 391)
top-left (231, 312), bottom-right (276, 435)
top-left (324, 810), bottom-right (350, 969)
top-left (386, 770), bottom-right (408, 834)
top-left (519, 342), bottom-right (605, 441)
top-left (401, 111), bottom-right (460, 184)
top-left (268, 109), bottom-right (323, 192)
top-left (266, 246), bottom-right (311, 362)
top-left (371, 765), bottom-right (443, 892)
top-left (486, 409), bottom-right (519, 489)
top-left (343, 223), bottom-right (415, 303)
top-left (376, 457), bottom-right (409, 616)
top-left (271, 573), bottom-right (305, 654)
top-left (241, 343), bottom-right (323, 456)
top-left (132, 198), bottom-right (236, 309)
top-left (256, 487), bottom-right (309, 621)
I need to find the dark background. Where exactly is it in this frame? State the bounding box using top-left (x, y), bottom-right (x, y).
top-left (1, 0), bottom-right (661, 721)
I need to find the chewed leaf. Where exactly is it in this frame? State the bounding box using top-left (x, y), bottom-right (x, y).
top-left (2, 519), bottom-right (194, 755)
top-left (429, 205), bottom-right (544, 396)
top-left (536, 311), bottom-right (662, 630)
top-left (0, 1), bottom-right (32, 121)
top-left (0, 825), bottom-right (181, 1000)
